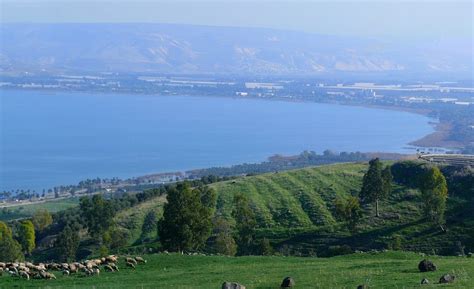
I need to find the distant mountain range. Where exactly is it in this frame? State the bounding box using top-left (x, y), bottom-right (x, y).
top-left (0, 23), bottom-right (471, 77)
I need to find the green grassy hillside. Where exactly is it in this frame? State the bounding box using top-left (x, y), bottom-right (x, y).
top-left (0, 198), bottom-right (79, 221)
top-left (9, 162), bottom-right (472, 258)
top-left (211, 163), bottom-right (366, 228)
top-left (89, 162), bottom-right (473, 256)
top-left (114, 195), bottom-right (166, 244)
top-left (0, 251), bottom-right (472, 289)
top-left (209, 163), bottom-right (473, 256)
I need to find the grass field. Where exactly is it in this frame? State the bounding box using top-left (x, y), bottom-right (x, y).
top-left (0, 251), bottom-right (472, 289)
top-left (0, 198), bottom-right (79, 221)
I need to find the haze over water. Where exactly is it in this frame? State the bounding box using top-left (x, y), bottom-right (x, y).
top-left (0, 89), bottom-right (433, 191)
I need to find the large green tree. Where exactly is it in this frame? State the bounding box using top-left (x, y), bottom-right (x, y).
top-left (232, 193), bottom-right (257, 255)
top-left (158, 183), bottom-right (216, 251)
top-left (420, 167), bottom-right (448, 225)
top-left (360, 158), bottom-right (391, 217)
top-left (0, 221), bottom-right (23, 261)
top-left (17, 220), bottom-right (35, 254)
top-left (213, 217), bottom-right (237, 256)
top-left (32, 209), bottom-right (53, 232)
top-left (80, 195), bottom-right (115, 239)
top-left (141, 210), bottom-right (158, 237)
top-left (56, 225), bottom-right (80, 262)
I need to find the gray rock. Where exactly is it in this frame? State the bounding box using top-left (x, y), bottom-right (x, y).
top-left (281, 277), bottom-right (295, 287)
top-left (439, 274), bottom-right (455, 284)
top-left (222, 282), bottom-right (246, 289)
top-left (421, 278), bottom-right (429, 284)
top-left (418, 259), bottom-right (437, 272)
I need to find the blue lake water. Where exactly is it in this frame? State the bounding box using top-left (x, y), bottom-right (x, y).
top-left (0, 89), bottom-right (433, 191)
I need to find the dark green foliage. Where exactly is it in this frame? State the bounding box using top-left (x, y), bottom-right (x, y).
top-left (258, 238), bottom-right (274, 256)
top-left (56, 225), bottom-right (80, 262)
top-left (391, 161), bottom-right (429, 188)
top-left (420, 167), bottom-right (448, 225)
top-left (0, 221), bottom-right (23, 261)
top-left (382, 166), bottom-right (393, 195)
top-left (213, 217), bottom-right (237, 256)
top-left (141, 211), bottom-right (157, 236)
top-left (17, 220), bottom-right (36, 254)
top-left (327, 245), bottom-right (353, 257)
top-left (79, 195), bottom-right (115, 239)
top-left (360, 158), bottom-right (390, 216)
top-left (232, 193), bottom-right (257, 255)
top-left (108, 227), bottom-right (130, 249)
top-left (441, 166), bottom-right (474, 199)
top-left (189, 151), bottom-right (370, 178)
top-left (334, 196), bottom-right (362, 233)
top-left (158, 182), bottom-right (217, 251)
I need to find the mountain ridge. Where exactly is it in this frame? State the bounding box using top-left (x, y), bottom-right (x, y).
top-left (1, 23), bottom-right (471, 76)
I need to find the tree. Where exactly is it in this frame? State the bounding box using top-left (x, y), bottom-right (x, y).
top-left (232, 193), bottom-right (257, 255)
top-left (107, 227), bottom-right (130, 249)
top-left (80, 195), bottom-right (115, 239)
top-left (32, 209), bottom-right (53, 232)
top-left (0, 221), bottom-right (23, 261)
top-left (213, 217), bottom-right (237, 256)
top-left (158, 183), bottom-right (216, 251)
top-left (56, 225), bottom-right (80, 262)
top-left (258, 238), bottom-right (274, 256)
top-left (334, 196), bottom-right (363, 234)
top-left (420, 167), bottom-right (448, 225)
top-left (17, 220), bottom-right (35, 254)
top-left (382, 166), bottom-right (393, 196)
top-left (141, 210), bottom-right (158, 237)
top-left (360, 158), bottom-right (387, 217)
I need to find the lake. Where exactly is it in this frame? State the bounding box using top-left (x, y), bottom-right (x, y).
top-left (0, 89), bottom-right (433, 191)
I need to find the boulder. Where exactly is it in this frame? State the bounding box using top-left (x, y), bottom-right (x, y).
top-left (439, 274), bottom-right (455, 284)
top-left (418, 259), bottom-right (437, 272)
top-left (221, 282), bottom-right (246, 289)
top-left (281, 277), bottom-right (295, 287)
top-left (421, 278), bottom-right (429, 284)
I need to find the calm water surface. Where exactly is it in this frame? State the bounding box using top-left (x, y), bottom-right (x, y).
top-left (0, 89), bottom-right (433, 191)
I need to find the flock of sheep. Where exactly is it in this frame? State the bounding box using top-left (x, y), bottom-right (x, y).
top-left (0, 255), bottom-right (147, 281)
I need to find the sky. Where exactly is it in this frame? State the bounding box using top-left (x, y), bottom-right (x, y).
top-left (0, 0), bottom-right (472, 40)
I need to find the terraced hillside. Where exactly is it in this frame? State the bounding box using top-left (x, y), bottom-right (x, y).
top-left (209, 162), bottom-right (473, 256)
top-left (211, 163), bottom-right (366, 228)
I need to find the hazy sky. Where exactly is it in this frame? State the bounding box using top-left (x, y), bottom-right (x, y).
top-left (1, 0), bottom-right (472, 40)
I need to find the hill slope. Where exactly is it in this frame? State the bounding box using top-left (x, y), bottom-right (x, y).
top-left (210, 163), bottom-right (473, 256)
top-left (104, 162), bottom-right (473, 256)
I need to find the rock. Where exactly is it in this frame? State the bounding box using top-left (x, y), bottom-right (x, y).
top-left (281, 277), bottom-right (295, 287)
top-left (418, 259), bottom-right (437, 272)
top-left (357, 285), bottom-right (369, 289)
top-left (221, 282), bottom-right (246, 289)
top-left (421, 278), bottom-right (429, 284)
top-left (439, 274), bottom-right (455, 284)
top-left (467, 252), bottom-right (473, 258)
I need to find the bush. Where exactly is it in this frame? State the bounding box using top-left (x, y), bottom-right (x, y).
top-left (327, 245), bottom-right (353, 257)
